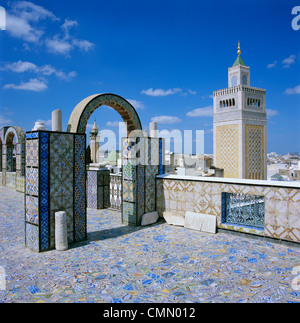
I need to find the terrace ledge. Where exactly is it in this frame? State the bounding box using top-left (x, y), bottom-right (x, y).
top-left (156, 174), bottom-right (300, 189)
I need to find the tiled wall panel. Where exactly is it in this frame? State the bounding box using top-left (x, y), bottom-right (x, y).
top-left (156, 177), bottom-right (300, 244)
top-left (122, 137), bottom-right (164, 226)
top-left (25, 131), bottom-right (86, 252)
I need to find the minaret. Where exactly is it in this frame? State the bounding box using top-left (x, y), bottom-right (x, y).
top-left (213, 42), bottom-right (267, 180)
top-left (89, 118), bottom-right (100, 164)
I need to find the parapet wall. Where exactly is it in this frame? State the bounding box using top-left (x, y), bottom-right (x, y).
top-left (156, 174), bottom-right (300, 244)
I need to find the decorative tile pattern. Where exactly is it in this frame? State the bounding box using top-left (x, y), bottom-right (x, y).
top-left (16, 175), bottom-right (25, 193)
top-left (110, 174), bottom-right (122, 210)
top-left (26, 195), bottom-right (39, 225)
top-left (135, 165), bottom-right (145, 223)
top-left (25, 223), bottom-right (39, 252)
top-left (122, 201), bottom-right (136, 226)
top-left (145, 166), bottom-right (157, 214)
top-left (49, 133), bottom-right (74, 248)
top-left (87, 169), bottom-right (109, 210)
top-left (158, 177), bottom-right (300, 243)
top-left (24, 132), bottom-right (87, 251)
top-left (87, 171), bottom-right (97, 209)
top-left (216, 125), bottom-right (239, 178)
top-left (6, 146), bottom-right (13, 172)
top-left (123, 180), bottom-right (136, 202)
top-left (159, 138), bottom-right (164, 175)
top-left (40, 132), bottom-right (49, 251)
top-left (245, 125), bottom-right (265, 180)
top-left (123, 159), bottom-right (136, 181)
top-left (26, 168), bottom-right (39, 196)
top-left (26, 140), bottom-right (39, 167)
top-left (123, 139), bottom-right (136, 159)
top-left (75, 94), bottom-right (143, 135)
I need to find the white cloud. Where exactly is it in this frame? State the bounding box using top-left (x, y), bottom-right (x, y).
top-left (6, 2), bottom-right (94, 56)
top-left (61, 19), bottom-right (78, 38)
top-left (45, 18), bottom-right (94, 55)
top-left (35, 119), bottom-right (52, 128)
top-left (6, 1), bottom-right (58, 43)
top-left (3, 78), bottom-right (48, 92)
top-left (188, 89), bottom-right (197, 95)
top-left (2, 60), bottom-right (77, 81)
top-left (0, 115), bottom-right (13, 128)
top-left (39, 65), bottom-right (77, 80)
top-left (6, 13), bottom-right (43, 43)
top-left (11, 1), bottom-right (58, 22)
top-left (45, 37), bottom-right (73, 55)
top-left (282, 55), bottom-right (296, 68)
top-left (141, 88), bottom-right (182, 97)
top-left (46, 34), bottom-right (94, 56)
top-left (186, 106), bottom-right (213, 117)
top-left (267, 61), bottom-right (278, 69)
top-left (72, 39), bottom-right (94, 52)
top-left (266, 109), bottom-right (279, 118)
top-left (285, 85), bottom-right (300, 95)
top-left (127, 99), bottom-right (145, 110)
top-left (106, 121), bottom-right (120, 127)
top-left (151, 116), bottom-right (182, 124)
top-left (86, 123), bottom-right (93, 131)
top-left (2, 60), bottom-right (37, 73)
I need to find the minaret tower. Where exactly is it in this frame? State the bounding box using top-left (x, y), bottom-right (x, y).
top-left (213, 42), bottom-right (267, 180)
top-left (89, 118), bottom-right (100, 164)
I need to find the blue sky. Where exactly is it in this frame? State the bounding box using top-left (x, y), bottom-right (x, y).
top-left (0, 0), bottom-right (299, 154)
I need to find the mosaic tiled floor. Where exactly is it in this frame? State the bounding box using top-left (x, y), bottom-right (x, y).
top-left (0, 187), bottom-right (299, 303)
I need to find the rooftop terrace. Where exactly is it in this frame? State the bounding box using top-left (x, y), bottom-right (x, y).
top-left (0, 187), bottom-right (299, 303)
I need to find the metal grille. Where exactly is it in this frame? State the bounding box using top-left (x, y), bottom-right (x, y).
top-left (110, 174), bottom-right (122, 210)
top-left (223, 193), bottom-right (265, 229)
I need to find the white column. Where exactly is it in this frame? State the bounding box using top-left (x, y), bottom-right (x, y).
top-left (52, 109), bottom-right (63, 132)
top-left (55, 211), bottom-right (68, 251)
top-left (149, 122), bottom-right (157, 138)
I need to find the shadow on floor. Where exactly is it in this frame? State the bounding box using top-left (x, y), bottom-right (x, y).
top-left (70, 218), bottom-right (166, 249)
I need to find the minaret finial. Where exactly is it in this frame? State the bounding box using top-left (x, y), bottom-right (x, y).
top-left (237, 41), bottom-right (241, 56)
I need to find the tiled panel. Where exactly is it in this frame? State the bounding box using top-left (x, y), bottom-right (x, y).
top-left (149, 138), bottom-right (159, 166)
top-left (157, 177), bottom-right (300, 244)
top-left (123, 201), bottom-right (136, 226)
top-left (25, 223), bottom-right (39, 252)
top-left (123, 138), bottom-right (137, 159)
top-left (159, 138), bottom-right (164, 175)
top-left (6, 147), bottom-right (13, 172)
top-left (110, 175), bottom-right (122, 210)
top-left (26, 168), bottom-right (39, 196)
top-left (123, 159), bottom-right (136, 181)
top-left (16, 175), bottom-right (25, 193)
top-left (87, 171), bottom-right (97, 209)
top-left (87, 169), bottom-right (109, 210)
top-left (136, 165), bottom-right (145, 224)
top-left (49, 134), bottom-right (74, 205)
top-left (144, 165), bottom-right (158, 214)
top-left (40, 132), bottom-right (49, 251)
top-left (2, 152), bottom-right (6, 170)
top-left (74, 135), bottom-right (86, 242)
top-left (25, 195), bottom-right (39, 225)
top-left (123, 180), bottom-right (136, 202)
top-left (26, 140), bottom-right (39, 167)
top-left (49, 133), bottom-right (74, 248)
